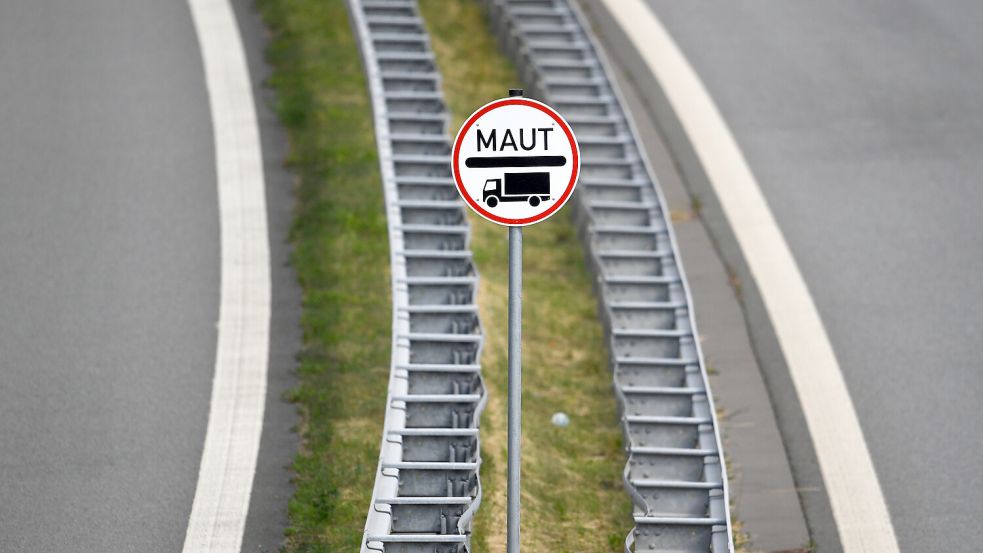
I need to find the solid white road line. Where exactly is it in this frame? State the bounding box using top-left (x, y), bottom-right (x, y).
top-left (598, 1), bottom-right (901, 552)
top-left (183, 0), bottom-right (272, 551)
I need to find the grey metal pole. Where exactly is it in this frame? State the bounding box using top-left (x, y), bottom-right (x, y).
top-left (507, 88), bottom-right (524, 553)
top-left (507, 225), bottom-right (522, 553)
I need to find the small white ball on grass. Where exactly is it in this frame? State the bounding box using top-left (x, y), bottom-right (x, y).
top-left (551, 412), bottom-right (570, 427)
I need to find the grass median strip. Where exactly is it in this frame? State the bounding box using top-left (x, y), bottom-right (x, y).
top-left (418, 1), bottom-right (634, 551)
top-left (259, 0), bottom-right (631, 549)
top-left (258, 0), bottom-right (390, 550)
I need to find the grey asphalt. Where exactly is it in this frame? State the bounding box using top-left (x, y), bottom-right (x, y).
top-left (629, 1), bottom-right (983, 552)
top-left (0, 1), bottom-right (295, 551)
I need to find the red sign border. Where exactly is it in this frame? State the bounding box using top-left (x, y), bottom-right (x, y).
top-left (452, 97), bottom-right (580, 227)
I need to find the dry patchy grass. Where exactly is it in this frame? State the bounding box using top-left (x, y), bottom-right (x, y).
top-left (258, 0), bottom-right (391, 550)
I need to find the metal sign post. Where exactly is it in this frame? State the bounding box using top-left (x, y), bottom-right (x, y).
top-left (451, 88), bottom-right (580, 553)
top-left (506, 87), bottom-right (524, 553)
top-left (507, 221), bottom-right (522, 553)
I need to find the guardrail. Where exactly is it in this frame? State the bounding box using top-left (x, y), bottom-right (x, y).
top-left (348, 2), bottom-right (487, 552)
top-left (482, 1), bottom-right (734, 551)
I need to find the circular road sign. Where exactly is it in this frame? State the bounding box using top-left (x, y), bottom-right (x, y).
top-left (452, 97), bottom-right (580, 227)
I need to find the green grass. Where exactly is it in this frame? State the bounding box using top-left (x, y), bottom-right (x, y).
top-left (418, 1), bottom-right (634, 550)
top-left (257, 0), bottom-right (390, 550)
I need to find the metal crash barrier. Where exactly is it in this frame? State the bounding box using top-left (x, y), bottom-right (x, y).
top-left (482, 1), bottom-right (734, 551)
top-left (348, 0), bottom-right (733, 550)
top-left (348, 2), bottom-right (487, 551)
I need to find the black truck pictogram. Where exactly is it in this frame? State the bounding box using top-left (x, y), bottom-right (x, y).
top-left (482, 172), bottom-right (550, 207)
top-left (465, 154), bottom-right (567, 209)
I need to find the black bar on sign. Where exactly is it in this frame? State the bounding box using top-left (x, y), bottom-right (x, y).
top-left (465, 155), bottom-right (567, 168)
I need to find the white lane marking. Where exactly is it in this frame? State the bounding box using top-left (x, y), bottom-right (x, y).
top-left (183, 0), bottom-right (271, 551)
top-left (598, 1), bottom-right (901, 551)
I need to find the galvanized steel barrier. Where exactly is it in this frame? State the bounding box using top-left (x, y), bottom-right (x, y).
top-left (482, 1), bottom-right (734, 551)
top-left (348, 2), bottom-right (487, 552)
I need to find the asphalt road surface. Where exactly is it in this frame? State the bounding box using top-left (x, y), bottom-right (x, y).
top-left (0, 1), bottom-right (295, 551)
top-left (634, 1), bottom-right (983, 552)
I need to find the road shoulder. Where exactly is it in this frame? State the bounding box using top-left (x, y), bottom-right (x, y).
top-left (230, 1), bottom-right (302, 550)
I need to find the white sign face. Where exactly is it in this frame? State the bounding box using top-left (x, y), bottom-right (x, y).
top-left (452, 97), bottom-right (580, 227)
